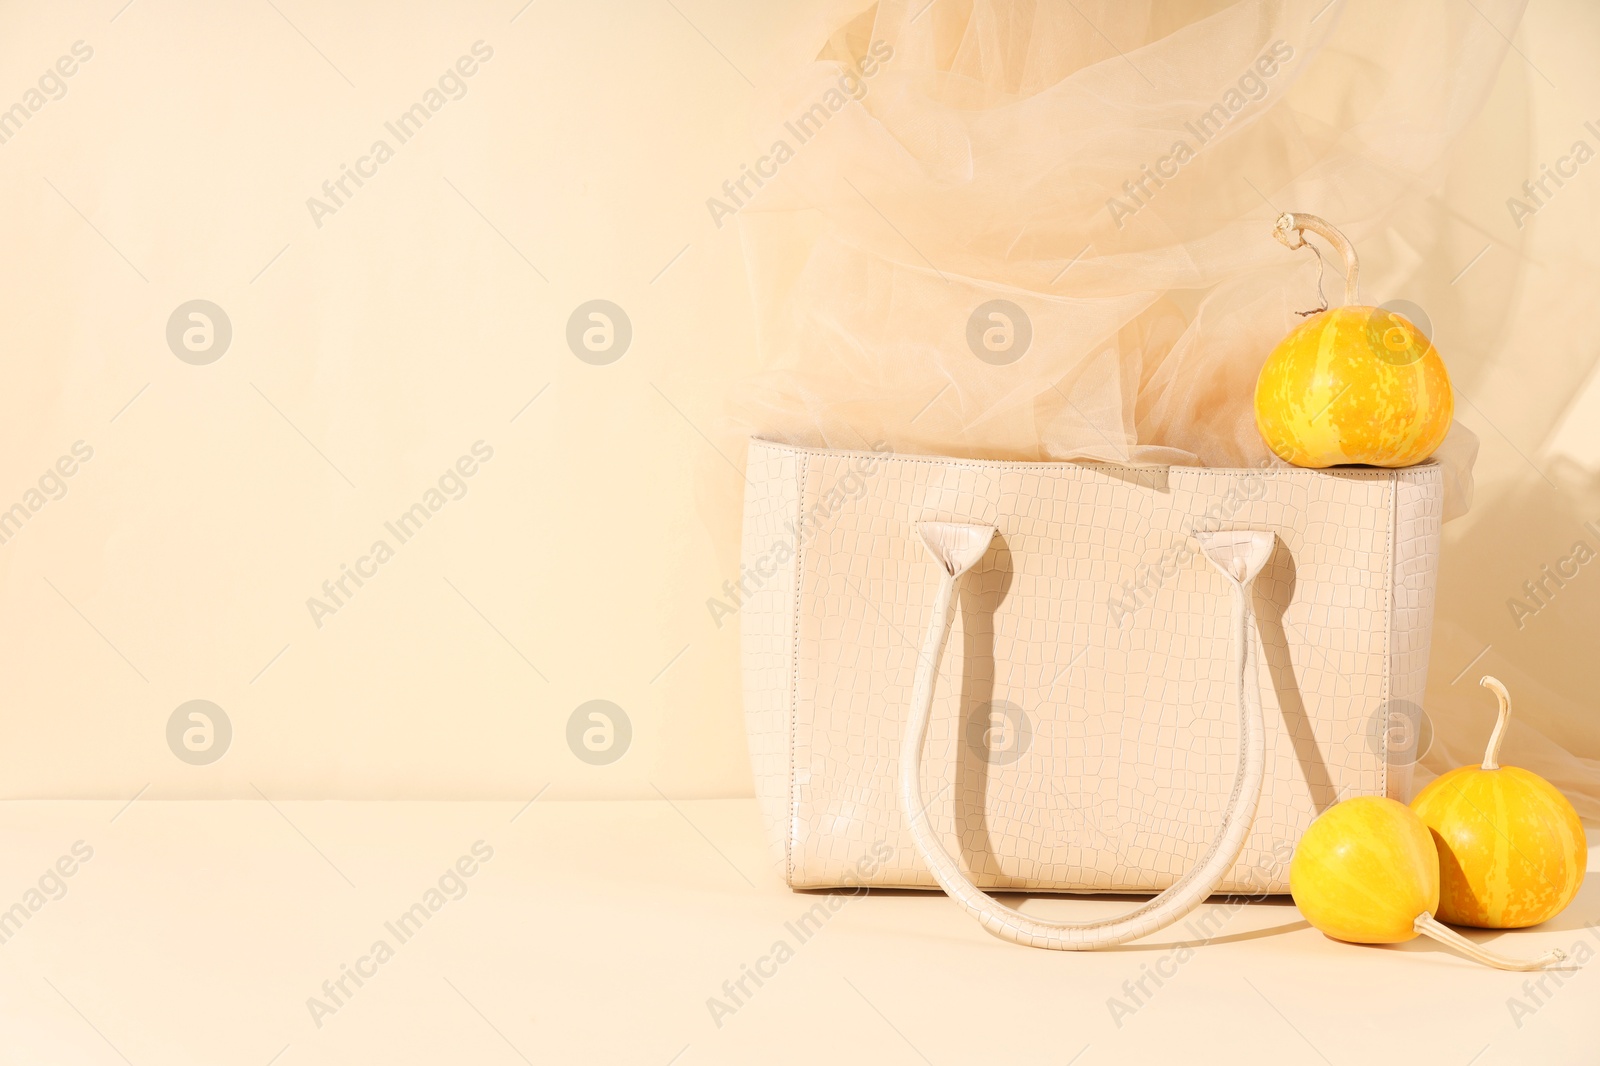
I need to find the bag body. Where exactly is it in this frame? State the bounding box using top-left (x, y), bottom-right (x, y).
top-left (740, 438), bottom-right (1442, 904)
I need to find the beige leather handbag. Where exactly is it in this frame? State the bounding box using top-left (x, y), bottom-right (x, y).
top-left (740, 438), bottom-right (1443, 949)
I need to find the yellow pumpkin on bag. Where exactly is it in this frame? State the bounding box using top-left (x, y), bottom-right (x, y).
top-left (1254, 213), bottom-right (1453, 468)
top-left (1411, 677), bottom-right (1587, 929)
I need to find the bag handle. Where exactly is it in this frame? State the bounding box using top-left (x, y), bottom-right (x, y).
top-left (898, 522), bottom-right (1276, 950)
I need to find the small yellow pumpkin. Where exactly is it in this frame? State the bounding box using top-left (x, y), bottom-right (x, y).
top-left (1254, 213), bottom-right (1454, 468)
top-left (1291, 795), bottom-right (1438, 944)
top-left (1290, 795), bottom-right (1563, 970)
top-left (1411, 676), bottom-right (1587, 929)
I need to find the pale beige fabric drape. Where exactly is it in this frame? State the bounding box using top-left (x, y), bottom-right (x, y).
top-left (725, 0), bottom-right (1600, 817)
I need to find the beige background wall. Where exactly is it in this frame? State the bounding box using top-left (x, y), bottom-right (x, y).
top-left (0, 0), bottom-right (1596, 800)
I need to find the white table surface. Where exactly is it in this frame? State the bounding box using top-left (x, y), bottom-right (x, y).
top-left (0, 798), bottom-right (1593, 1065)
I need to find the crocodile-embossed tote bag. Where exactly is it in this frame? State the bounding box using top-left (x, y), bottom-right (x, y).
top-left (739, 438), bottom-right (1443, 949)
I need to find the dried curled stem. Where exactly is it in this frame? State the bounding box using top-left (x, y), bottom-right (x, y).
top-left (1273, 212), bottom-right (1361, 310)
top-left (1479, 675), bottom-right (1513, 771)
top-left (1413, 912), bottom-right (1566, 971)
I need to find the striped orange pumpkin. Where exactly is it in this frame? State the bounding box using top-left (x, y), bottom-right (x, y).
top-left (1255, 306), bottom-right (1453, 467)
top-left (1411, 677), bottom-right (1587, 928)
top-left (1253, 213), bottom-right (1453, 468)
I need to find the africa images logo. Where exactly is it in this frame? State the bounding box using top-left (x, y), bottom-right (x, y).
top-left (1104, 40), bottom-right (1295, 230)
top-left (704, 40), bottom-right (894, 229)
top-left (305, 41), bottom-right (495, 229)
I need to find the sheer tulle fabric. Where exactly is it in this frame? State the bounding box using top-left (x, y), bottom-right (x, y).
top-left (726, 0), bottom-right (1600, 815)
top-left (728, 0), bottom-right (1500, 502)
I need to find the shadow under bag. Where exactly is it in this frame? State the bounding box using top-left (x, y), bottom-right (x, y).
top-left (739, 438), bottom-right (1442, 949)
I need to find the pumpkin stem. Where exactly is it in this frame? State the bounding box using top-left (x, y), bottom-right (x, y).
top-left (1413, 912), bottom-right (1566, 971)
top-left (1479, 675), bottom-right (1512, 771)
top-left (1272, 213), bottom-right (1360, 307)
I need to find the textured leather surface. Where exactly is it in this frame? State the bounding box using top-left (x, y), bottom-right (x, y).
top-left (740, 439), bottom-right (1443, 895)
top-left (897, 524), bottom-right (1274, 948)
